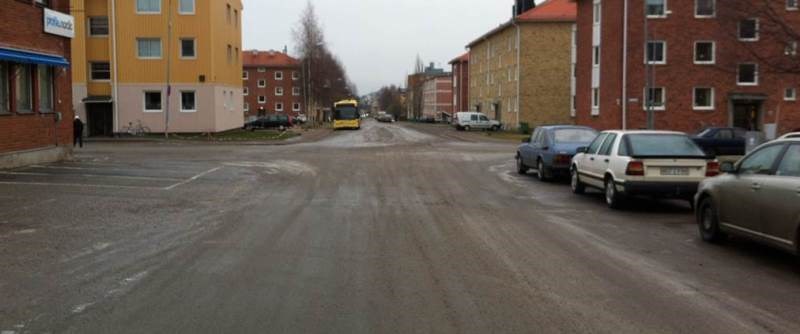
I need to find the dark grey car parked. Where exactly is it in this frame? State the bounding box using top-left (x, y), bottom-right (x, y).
top-left (696, 138), bottom-right (800, 254)
top-left (516, 125), bottom-right (598, 181)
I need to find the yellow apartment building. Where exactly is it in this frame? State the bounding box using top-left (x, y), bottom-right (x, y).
top-left (467, 0), bottom-right (576, 130)
top-left (72, 0), bottom-right (243, 135)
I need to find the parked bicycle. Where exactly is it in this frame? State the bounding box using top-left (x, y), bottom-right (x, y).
top-left (123, 120), bottom-right (151, 137)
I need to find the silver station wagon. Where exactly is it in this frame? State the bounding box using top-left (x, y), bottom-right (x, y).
top-left (696, 138), bottom-right (800, 253)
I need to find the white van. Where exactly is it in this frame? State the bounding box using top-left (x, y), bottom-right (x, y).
top-left (453, 112), bottom-right (501, 131)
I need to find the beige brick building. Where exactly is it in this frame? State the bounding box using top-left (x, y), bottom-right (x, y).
top-left (467, 0), bottom-right (576, 130)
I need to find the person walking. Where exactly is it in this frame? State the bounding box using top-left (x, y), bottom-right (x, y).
top-left (73, 116), bottom-right (84, 148)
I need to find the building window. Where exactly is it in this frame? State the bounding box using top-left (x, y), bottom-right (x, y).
top-left (180, 38), bottom-right (196, 59)
top-left (14, 64), bottom-right (33, 113)
top-left (739, 19), bottom-right (759, 41)
top-left (695, 0), bottom-right (715, 17)
top-left (737, 63), bottom-right (758, 85)
top-left (179, 0), bottom-right (195, 14)
top-left (144, 91), bottom-right (162, 112)
top-left (244, 102), bottom-right (249, 112)
top-left (785, 88), bottom-right (797, 101)
top-left (88, 17), bottom-right (109, 36)
top-left (292, 71), bottom-right (299, 80)
top-left (592, 46), bottom-right (600, 66)
top-left (785, 41), bottom-right (798, 56)
top-left (136, 0), bottom-right (161, 14)
top-left (646, 41), bottom-right (666, 64)
top-left (227, 45), bottom-right (232, 64)
top-left (591, 88), bottom-right (600, 110)
top-left (646, 0), bottom-right (666, 17)
top-left (180, 91), bottom-right (196, 112)
top-left (275, 87), bottom-right (283, 96)
top-left (90, 62), bottom-right (111, 81)
top-left (644, 87), bottom-right (665, 110)
top-left (293, 103), bottom-right (301, 112)
top-left (693, 87), bottom-right (714, 110)
top-left (593, 2), bottom-right (601, 23)
top-left (243, 87), bottom-right (248, 96)
top-left (258, 96), bottom-right (266, 104)
top-left (258, 67), bottom-right (266, 72)
top-left (275, 71), bottom-right (283, 80)
top-left (234, 10), bottom-right (239, 28)
top-left (137, 38), bottom-right (162, 59)
top-left (242, 71), bottom-right (248, 80)
top-left (788, 0), bottom-right (799, 10)
top-left (226, 4), bottom-right (231, 23)
top-left (694, 41), bottom-right (715, 64)
top-left (38, 65), bottom-right (54, 113)
top-left (258, 79), bottom-right (266, 88)
top-left (0, 62), bottom-right (8, 114)
top-left (275, 102), bottom-right (283, 112)
top-left (292, 87), bottom-right (300, 96)
top-left (235, 48), bottom-right (239, 64)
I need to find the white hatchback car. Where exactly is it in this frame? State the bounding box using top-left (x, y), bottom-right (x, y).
top-left (570, 130), bottom-right (719, 209)
top-left (453, 112), bottom-right (501, 131)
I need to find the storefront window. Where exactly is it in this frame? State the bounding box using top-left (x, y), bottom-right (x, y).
top-left (38, 65), bottom-right (54, 113)
top-left (14, 64), bottom-right (33, 113)
top-left (0, 62), bottom-right (8, 114)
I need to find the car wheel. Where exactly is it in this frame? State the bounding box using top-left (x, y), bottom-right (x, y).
top-left (698, 198), bottom-right (726, 243)
top-left (464, 125), bottom-right (471, 131)
top-left (492, 125), bottom-right (500, 132)
top-left (604, 177), bottom-right (624, 209)
top-left (516, 155), bottom-right (529, 175)
top-left (537, 159), bottom-right (549, 182)
top-left (570, 167), bottom-right (585, 194)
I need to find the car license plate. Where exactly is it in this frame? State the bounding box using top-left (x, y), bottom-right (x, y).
top-left (660, 167), bottom-right (689, 176)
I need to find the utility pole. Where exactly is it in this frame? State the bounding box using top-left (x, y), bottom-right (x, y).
top-left (164, 0), bottom-right (173, 138)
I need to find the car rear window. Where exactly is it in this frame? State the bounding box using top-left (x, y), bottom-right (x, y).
top-left (626, 134), bottom-right (706, 157)
top-left (553, 129), bottom-right (598, 143)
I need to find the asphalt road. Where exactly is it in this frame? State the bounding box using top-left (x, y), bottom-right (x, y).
top-left (2, 120), bottom-right (800, 333)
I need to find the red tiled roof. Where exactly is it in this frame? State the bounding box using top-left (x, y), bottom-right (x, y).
top-left (517, 0), bottom-right (576, 22)
top-left (449, 52), bottom-right (470, 64)
top-left (242, 50), bottom-right (300, 68)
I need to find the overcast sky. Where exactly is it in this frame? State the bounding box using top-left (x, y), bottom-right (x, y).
top-left (242, 0), bottom-right (529, 95)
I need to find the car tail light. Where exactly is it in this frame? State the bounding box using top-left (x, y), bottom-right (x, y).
top-left (626, 161), bottom-right (645, 176)
top-left (706, 161), bottom-right (720, 177)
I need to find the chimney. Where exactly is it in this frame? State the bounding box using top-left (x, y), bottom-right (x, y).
top-left (283, 45), bottom-right (288, 54)
top-left (513, 0), bottom-right (536, 17)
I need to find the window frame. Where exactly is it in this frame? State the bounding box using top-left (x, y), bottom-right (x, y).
top-left (180, 90), bottom-right (196, 112)
top-left (738, 18), bottom-right (759, 42)
top-left (136, 0), bottom-right (161, 15)
top-left (89, 62), bottom-right (111, 82)
top-left (738, 144), bottom-right (786, 175)
top-left (645, 40), bottom-right (667, 65)
top-left (292, 87), bottom-right (300, 96)
top-left (243, 87), bottom-right (249, 96)
top-left (258, 96), bottom-right (266, 104)
top-left (88, 16), bottom-right (109, 37)
top-left (737, 63), bottom-right (759, 86)
top-left (646, 0), bottom-right (668, 18)
top-left (258, 79), bottom-right (266, 88)
top-left (179, 38), bottom-right (196, 59)
top-left (14, 64), bottom-right (33, 114)
top-left (0, 62), bottom-right (8, 115)
top-left (643, 87), bottom-right (666, 111)
top-left (274, 71), bottom-right (284, 81)
top-left (275, 87), bottom-right (283, 96)
top-left (143, 90), bottom-right (163, 113)
top-left (785, 87), bottom-right (797, 101)
top-left (136, 38), bottom-right (162, 59)
top-left (694, 0), bottom-right (715, 18)
top-left (694, 41), bottom-right (715, 64)
top-left (38, 65), bottom-right (55, 113)
top-left (293, 103), bottom-right (301, 112)
top-left (242, 71), bottom-right (248, 80)
top-left (292, 71), bottom-right (300, 80)
top-left (693, 87), bottom-right (715, 110)
top-left (788, 0), bottom-right (799, 11)
top-left (275, 102), bottom-right (284, 112)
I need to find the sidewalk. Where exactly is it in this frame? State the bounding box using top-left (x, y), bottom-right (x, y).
top-left (85, 128), bottom-right (333, 146)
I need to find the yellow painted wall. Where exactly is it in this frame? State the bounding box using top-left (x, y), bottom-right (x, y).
top-left (71, 0), bottom-right (87, 84)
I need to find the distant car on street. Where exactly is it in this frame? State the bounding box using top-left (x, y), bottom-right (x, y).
top-left (516, 125), bottom-right (598, 181)
top-left (571, 130), bottom-right (719, 209)
top-left (376, 114), bottom-right (394, 123)
top-left (453, 112), bottom-right (500, 131)
top-left (691, 127), bottom-right (747, 157)
top-left (695, 138), bottom-right (800, 254)
top-left (244, 114), bottom-right (293, 131)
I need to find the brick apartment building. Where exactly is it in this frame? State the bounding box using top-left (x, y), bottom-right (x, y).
top-left (406, 63), bottom-right (446, 120)
top-left (421, 73), bottom-right (454, 121)
top-left (575, 0), bottom-right (800, 137)
top-left (449, 52), bottom-right (470, 113)
top-left (468, 0), bottom-right (576, 130)
top-left (1, 0), bottom-right (74, 168)
top-left (242, 50), bottom-right (304, 121)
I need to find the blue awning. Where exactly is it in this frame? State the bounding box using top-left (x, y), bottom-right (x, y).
top-left (0, 47), bottom-right (69, 67)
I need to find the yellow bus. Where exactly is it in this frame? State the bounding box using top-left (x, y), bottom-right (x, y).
top-left (333, 99), bottom-right (361, 130)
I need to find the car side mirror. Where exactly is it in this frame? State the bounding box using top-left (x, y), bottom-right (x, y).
top-left (576, 146), bottom-right (588, 154)
top-left (720, 162), bottom-right (737, 174)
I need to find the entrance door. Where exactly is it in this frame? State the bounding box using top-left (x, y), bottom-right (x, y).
top-left (86, 103), bottom-right (113, 137)
top-left (494, 102), bottom-right (501, 122)
top-left (732, 100), bottom-right (762, 131)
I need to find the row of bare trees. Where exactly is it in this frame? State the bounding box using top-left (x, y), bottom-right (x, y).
top-left (376, 85), bottom-right (405, 120)
top-left (292, 2), bottom-right (357, 123)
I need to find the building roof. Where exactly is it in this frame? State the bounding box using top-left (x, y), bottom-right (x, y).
top-left (449, 52), bottom-right (470, 65)
top-left (466, 0), bottom-right (576, 48)
top-left (242, 50), bottom-right (300, 68)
